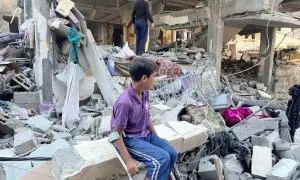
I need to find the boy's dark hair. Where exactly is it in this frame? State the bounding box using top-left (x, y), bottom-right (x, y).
top-left (129, 58), bottom-right (157, 81)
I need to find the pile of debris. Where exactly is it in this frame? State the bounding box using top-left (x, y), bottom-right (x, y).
top-left (0, 19), bottom-right (38, 108)
top-left (1, 0), bottom-right (300, 179)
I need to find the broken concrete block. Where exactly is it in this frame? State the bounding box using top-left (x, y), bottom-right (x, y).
top-left (73, 135), bottom-right (92, 143)
top-left (26, 115), bottom-right (53, 133)
top-left (2, 161), bottom-right (32, 180)
top-left (13, 92), bottom-right (41, 104)
top-left (159, 104), bottom-right (184, 123)
top-left (155, 124), bottom-right (183, 153)
top-left (102, 106), bottom-right (113, 116)
top-left (256, 83), bottom-right (267, 91)
top-left (223, 155), bottom-right (244, 180)
top-left (166, 121), bottom-right (208, 153)
top-left (198, 155), bottom-right (223, 180)
top-left (37, 137), bottom-right (51, 144)
top-left (0, 164), bottom-right (5, 180)
top-left (51, 125), bottom-right (69, 132)
top-left (51, 131), bottom-right (72, 141)
top-left (251, 131), bottom-right (279, 149)
top-left (98, 116), bottom-right (112, 135)
top-left (240, 172), bottom-right (253, 180)
top-left (29, 139), bottom-right (70, 167)
top-left (276, 144), bottom-right (300, 162)
top-left (267, 159), bottom-right (299, 180)
top-left (165, 98), bottom-right (180, 108)
top-left (52, 138), bottom-right (127, 179)
top-left (78, 116), bottom-right (94, 131)
top-left (91, 94), bottom-right (103, 104)
top-left (150, 104), bottom-right (171, 116)
top-left (257, 90), bottom-right (272, 100)
top-left (0, 122), bottom-right (14, 138)
top-left (252, 146), bottom-right (272, 178)
top-left (14, 129), bottom-right (37, 155)
top-left (232, 117), bottom-right (266, 141)
top-left (274, 139), bottom-right (291, 151)
top-left (263, 118), bottom-right (279, 130)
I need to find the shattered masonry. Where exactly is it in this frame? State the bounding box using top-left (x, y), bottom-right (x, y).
top-left (0, 0), bottom-right (300, 179)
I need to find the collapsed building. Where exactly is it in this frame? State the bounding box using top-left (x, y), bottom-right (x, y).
top-left (1, 0), bottom-right (300, 180)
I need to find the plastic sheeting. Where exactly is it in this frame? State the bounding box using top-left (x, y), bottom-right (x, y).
top-left (57, 62), bottom-right (85, 128)
top-left (114, 42), bottom-right (136, 59)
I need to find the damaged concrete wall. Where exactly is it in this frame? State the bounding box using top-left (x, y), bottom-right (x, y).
top-left (31, 0), bottom-right (52, 101)
top-left (222, 0), bottom-right (283, 17)
top-left (87, 21), bottom-right (108, 45)
top-left (273, 66), bottom-right (300, 94)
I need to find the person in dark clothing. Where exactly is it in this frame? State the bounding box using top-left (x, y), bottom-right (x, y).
top-left (113, 27), bottom-right (123, 47)
top-left (132, 0), bottom-right (154, 55)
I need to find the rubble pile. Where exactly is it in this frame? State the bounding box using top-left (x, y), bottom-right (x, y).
top-left (0, 19), bottom-right (38, 107)
top-left (222, 60), bottom-right (258, 79)
top-left (0, 0), bottom-right (300, 179)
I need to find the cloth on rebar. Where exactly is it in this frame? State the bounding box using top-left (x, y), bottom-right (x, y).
top-left (58, 59), bottom-right (85, 128)
top-left (286, 84), bottom-right (300, 142)
top-left (66, 27), bottom-right (80, 64)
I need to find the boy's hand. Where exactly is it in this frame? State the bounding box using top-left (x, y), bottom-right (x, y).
top-left (126, 158), bottom-right (140, 176)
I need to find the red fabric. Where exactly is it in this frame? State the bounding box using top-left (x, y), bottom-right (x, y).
top-left (221, 107), bottom-right (253, 126)
top-left (155, 59), bottom-right (183, 77)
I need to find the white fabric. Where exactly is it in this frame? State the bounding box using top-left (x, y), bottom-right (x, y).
top-left (59, 62), bottom-right (85, 128)
top-left (114, 42), bottom-right (136, 59)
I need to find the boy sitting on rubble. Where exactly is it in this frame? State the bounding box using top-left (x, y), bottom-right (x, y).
top-left (111, 58), bottom-right (177, 180)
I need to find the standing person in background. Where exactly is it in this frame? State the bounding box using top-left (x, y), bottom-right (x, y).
top-left (132, 0), bottom-right (154, 55)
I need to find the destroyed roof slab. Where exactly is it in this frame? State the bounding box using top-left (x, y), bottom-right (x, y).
top-left (225, 13), bottom-right (300, 28)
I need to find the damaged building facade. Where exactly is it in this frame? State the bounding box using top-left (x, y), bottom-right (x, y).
top-left (1, 0), bottom-right (300, 180)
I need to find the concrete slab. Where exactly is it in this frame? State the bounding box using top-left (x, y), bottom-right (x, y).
top-left (251, 130), bottom-right (280, 149)
top-left (267, 159), bottom-right (299, 180)
top-left (82, 30), bottom-right (122, 106)
top-left (26, 115), bottom-right (53, 133)
top-left (98, 116), bottom-right (112, 135)
top-left (240, 172), bottom-right (253, 180)
top-left (257, 90), bottom-right (272, 100)
top-left (223, 156), bottom-right (244, 180)
top-left (50, 125), bottom-right (69, 132)
top-left (159, 104), bottom-right (184, 123)
top-left (198, 155), bottom-right (223, 180)
top-left (232, 117), bottom-right (266, 141)
top-left (78, 116), bottom-right (94, 131)
top-left (29, 139), bottom-right (70, 167)
top-left (155, 124), bottom-right (183, 153)
top-left (276, 144), bottom-right (300, 162)
top-left (52, 138), bottom-right (127, 179)
top-left (252, 146), bottom-right (272, 178)
top-left (51, 131), bottom-right (72, 141)
top-left (14, 129), bottom-right (38, 155)
top-left (0, 164), bottom-right (5, 180)
top-left (273, 139), bottom-right (291, 151)
top-left (150, 104), bottom-right (171, 116)
top-left (13, 92), bottom-right (41, 104)
top-left (225, 13), bottom-right (300, 28)
top-left (166, 121), bottom-right (208, 153)
top-left (263, 118), bottom-right (280, 130)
